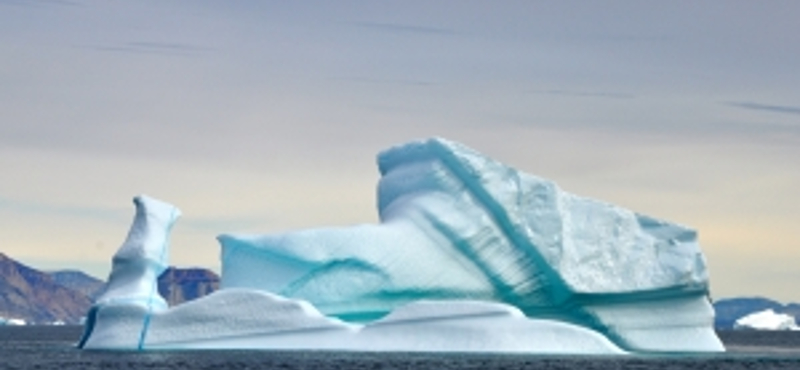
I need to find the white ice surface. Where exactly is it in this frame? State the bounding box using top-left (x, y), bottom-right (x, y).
top-left (83, 289), bottom-right (625, 353)
top-left (5, 318), bottom-right (26, 326)
top-left (80, 195), bottom-right (180, 349)
top-left (97, 195), bottom-right (180, 311)
top-left (734, 309), bottom-right (799, 331)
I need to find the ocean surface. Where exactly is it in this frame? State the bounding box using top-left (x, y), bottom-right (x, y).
top-left (2, 326), bottom-right (800, 369)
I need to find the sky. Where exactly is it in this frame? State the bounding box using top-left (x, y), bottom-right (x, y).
top-left (1, 1), bottom-right (798, 302)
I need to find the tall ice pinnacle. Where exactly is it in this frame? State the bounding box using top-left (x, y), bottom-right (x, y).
top-left (79, 195), bottom-right (180, 349)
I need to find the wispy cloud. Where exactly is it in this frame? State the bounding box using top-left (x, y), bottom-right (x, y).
top-left (80, 41), bottom-right (213, 57)
top-left (347, 21), bottom-right (457, 36)
top-left (338, 77), bottom-right (436, 87)
top-left (530, 89), bottom-right (636, 99)
top-left (725, 101), bottom-right (800, 116)
top-left (0, 197), bottom-right (129, 223)
top-left (0, 0), bottom-right (82, 7)
top-left (181, 214), bottom-right (276, 233)
top-left (0, 197), bottom-right (273, 233)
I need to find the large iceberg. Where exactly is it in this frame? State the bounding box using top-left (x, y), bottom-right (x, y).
top-left (79, 138), bottom-right (723, 353)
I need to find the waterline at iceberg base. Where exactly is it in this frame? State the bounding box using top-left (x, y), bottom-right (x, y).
top-left (78, 138), bottom-right (724, 354)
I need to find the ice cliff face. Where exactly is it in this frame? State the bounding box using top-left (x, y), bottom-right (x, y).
top-left (218, 138), bottom-right (720, 352)
top-left (80, 138), bottom-right (723, 353)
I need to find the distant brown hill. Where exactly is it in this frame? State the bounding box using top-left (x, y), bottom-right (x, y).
top-left (0, 253), bottom-right (91, 324)
top-left (158, 267), bottom-right (220, 307)
top-left (0, 251), bottom-right (221, 324)
top-left (50, 269), bottom-right (105, 300)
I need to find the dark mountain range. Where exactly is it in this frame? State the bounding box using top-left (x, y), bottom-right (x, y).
top-left (713, 297), bottom-right (799, 329)
top-left (157, 267), bottom-right (220, 307)
top-left (1, 252), bottom-right (219, 324)
top-left (49, 270), bottom-right (105, 300)
top-left (785, 303), bottom-right (800, 318)
top-left (0, 253), bottom-right (91, 324)
top-left (47, 267), bottom-right (219, 306)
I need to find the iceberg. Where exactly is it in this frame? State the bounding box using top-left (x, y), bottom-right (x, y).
top-left (79, 138), bottom-right (724, 353)
top-left (5, 318), bottom-right (26, 326)
top-left (734, 309), bottom-right (799, 331)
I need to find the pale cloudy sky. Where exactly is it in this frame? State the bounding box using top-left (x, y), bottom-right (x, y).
top-left (1, 1), bottom-right (798, 302)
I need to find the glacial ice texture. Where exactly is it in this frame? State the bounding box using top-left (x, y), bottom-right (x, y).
top-left (218, 138), bottom-right (722, 352)
top-left (80, 195), bottom-right (180, 349)
top-left (84, 289), bottom-right (626, 353)
top-left (81, 138), bottom-right (723, 353)
top-left (79, 194), bottom-right (624, 353)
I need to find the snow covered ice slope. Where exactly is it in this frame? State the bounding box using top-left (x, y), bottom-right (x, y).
top-left (80, 138), bottom-right (724, 353)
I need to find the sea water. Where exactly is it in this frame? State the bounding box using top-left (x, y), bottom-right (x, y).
top-left (2, 326), bottom-right (800, 369)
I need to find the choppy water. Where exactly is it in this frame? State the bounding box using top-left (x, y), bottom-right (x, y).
top-left (2, 327), bottom-right (800, 369)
